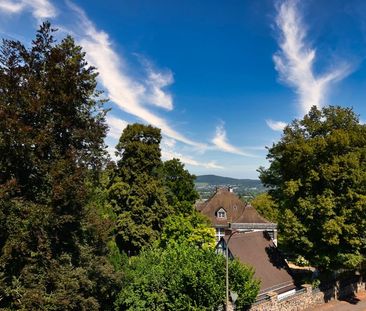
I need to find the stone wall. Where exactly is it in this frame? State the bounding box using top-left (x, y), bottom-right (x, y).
top-left (249, 278), bottom-right (366, 311)
top-left (249, 285), bottom-right (313, 311)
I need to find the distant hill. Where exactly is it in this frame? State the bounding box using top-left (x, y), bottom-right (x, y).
top-left (194, 175), bottom-right (266, 199)
top-left (195, 175), bottom-right (262, 188)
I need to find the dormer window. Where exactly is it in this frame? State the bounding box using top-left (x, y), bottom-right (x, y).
top-left (217, 208), bottom-right (227, 219)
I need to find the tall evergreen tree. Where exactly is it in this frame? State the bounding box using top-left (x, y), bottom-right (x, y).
top-left (0, 23), bottom-right (119, 309)
top-left (109, 124), bottom-right (172, 255)
top-left (259, 106), bottom-right (366, 270)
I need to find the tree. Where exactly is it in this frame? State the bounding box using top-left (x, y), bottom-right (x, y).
top-left (250, 193), bottom-right (279, 223)
top-left (109, 124), bottom-right (172, 255)
top-left (0, 23), bottom-right (119, 309)
top-left (160, 158), bottom-right (199, 214)
top-left (159, 212), bottom-right (216, 250)
top-left (115, 243), bottom-right (260, 310)
top-left (259, 106), bottom-right (366, 270)
top-left (115, 123), bottom-right (162, 183)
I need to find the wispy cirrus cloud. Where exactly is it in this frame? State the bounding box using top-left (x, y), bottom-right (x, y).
top-left (67, 2), bottom-right (206, 149)
top-left (146, 68), bottom-right (173, 111)
top-left (273, 0), bottom-right (351, 115)
top-left (161, 138), bottom-right (223, 169)
top-left (212, 123), bottom-right (251, 157)
top-left (0, 0), bottom-right (56, 19)
top-left (142, 59), bottom-right (174, 111)
top-left (0, 0), bottom-right (259, 171)
top-left (106, 115), bottom-right (128, 140)
top-left (266, 119), bottom-right (287, 131)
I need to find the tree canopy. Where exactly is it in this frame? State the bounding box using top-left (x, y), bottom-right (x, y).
top-left (159, 212), bottom-right (216, 250)
top-left (250, 193), bottom-right (278, 223)
top-left (0, 22), bottom-right (119, 309)
top-left (0, 22), bottom-right (261, 310)
top-left (115, 242), bottom-right (260, 311)
top-left (109, 124), bottom-right (172, 255)
top-left (160, 158), bottom-right (199, 214)
top-left (259, 106), bottom-right (366, 270)
top-left (115, 123), bottom-right (162, 183)
top-left (110, 125), bottom-right (208, 256)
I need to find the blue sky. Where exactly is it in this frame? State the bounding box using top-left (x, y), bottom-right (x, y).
top-left (1, 0), bottom-right (366, 178)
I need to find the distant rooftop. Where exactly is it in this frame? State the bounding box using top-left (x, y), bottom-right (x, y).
top-left (196, 187), bottom-right (271, 227)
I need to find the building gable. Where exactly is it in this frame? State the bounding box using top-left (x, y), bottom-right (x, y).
top-left (196, 187), bottom-right (272, 227)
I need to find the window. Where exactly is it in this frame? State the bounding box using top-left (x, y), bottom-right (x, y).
top-left (215, 228), bottom-right (225, 241)
top-left (218, 211), bottom-right (225, 218)
top-left (216, 208), bottom-right (226, 219)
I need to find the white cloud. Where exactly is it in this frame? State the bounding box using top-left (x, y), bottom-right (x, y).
top-left (4, 0), bottom-right (261, 163)
top-left (106, 115), bottom-right (128, 140)
top-left (161, 148), bottom-right (223, 169)
top-left (212, 124), bottom-right (251, 156)
top-left (144, 62), bottom-right (174, 110)
top-left (266, 119), bottom-right (287, 131)
top-left (66, 2), bottom-right (205, 149)
top-left (0, 0), bottom-right (56, 19)
top-left (160, 137), bottom-right (222, 169)
top-left (161, 137), bottom-right (176, 149)
top-left (0, 1), bottom-right (23, 13)
top-left (273, 0), bottom-right (351, 115)
top-left (106, 145), bottom-right (117, 161)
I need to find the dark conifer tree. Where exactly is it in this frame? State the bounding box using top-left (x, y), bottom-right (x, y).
top-left (0, 23), bottom-right (119, 310)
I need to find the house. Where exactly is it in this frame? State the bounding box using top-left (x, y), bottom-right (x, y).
top-left (196, 187), bottom-right (277, 243)
top-left (196, 187), bottom-right (297, 298)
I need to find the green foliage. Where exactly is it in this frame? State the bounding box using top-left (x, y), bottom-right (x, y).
top-left (160, 158), bottom-right (199, 214)
top-left (293, 255), bottom-right (310, 267)
top-left (110, 126), bottom-right (204, 256)
top-left (0, 23), bottom-right (120, 309)
top-left (110, 175), bottom-right (172, 255)
top-left (311, 278), bottom-right (321, 289)
top-left (250, 193), bottom-right (279, 222)
top-left (110, 124), bottom-right (172, 255)
top-left (159, 212), bottom-right (216, 250)
top-left (115, 243), bottom-right (259, 311)
top-left (259, 106), bottom-right (366, 270)
top-left (115, 123), bottom-right (162, 183)
top-left (228, 259), bottom-right (261, 310)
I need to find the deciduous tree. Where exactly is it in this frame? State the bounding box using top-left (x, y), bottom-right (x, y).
top-left (259, 106), bottom-right (366, 270)
top-left (251, 193), bottom-right (278, 223)
top-left (160, 158), bottom-right (199, 214)
top-left (115, 243), bottom-right (259, 310)
top-left (159, 212), bottom-right (216, 250)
